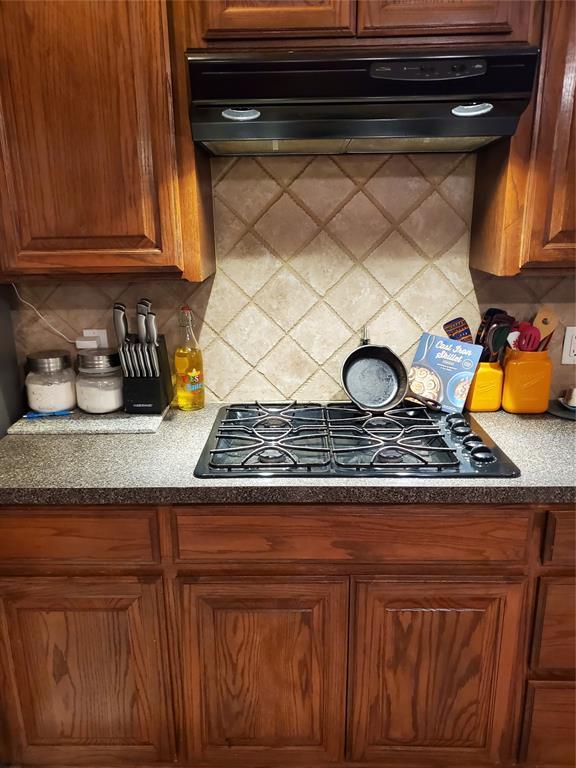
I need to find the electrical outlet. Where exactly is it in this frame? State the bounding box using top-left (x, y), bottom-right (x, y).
top-left (561, 326), bottom-right (576, 364)
top-left (83, 329), bottom-right (108, 348)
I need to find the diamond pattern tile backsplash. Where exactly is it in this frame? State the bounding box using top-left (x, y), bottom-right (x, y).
top-left (10, 154), bottom-right (576, 401)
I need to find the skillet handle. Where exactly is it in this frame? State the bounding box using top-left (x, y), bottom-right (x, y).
top-left (405, 393), bottom-right (443, 412)
top-left (361, 324), bottom-right (370, 346)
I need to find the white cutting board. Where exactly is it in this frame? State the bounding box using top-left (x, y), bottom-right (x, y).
top-left (8, 407), bottom-right (169, 435)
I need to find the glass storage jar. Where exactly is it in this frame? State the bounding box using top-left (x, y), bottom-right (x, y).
top-left (25, 350), bottom-right (77, 413)
top-left (76, 349), bottom-right (123, 414)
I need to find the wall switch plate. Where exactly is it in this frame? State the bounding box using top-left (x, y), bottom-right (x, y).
top-left (83, 329), bottom-right (108, 348)
top-left (561, 326), bottom-right (576, 364)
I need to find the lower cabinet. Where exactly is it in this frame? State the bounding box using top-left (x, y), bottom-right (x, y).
top-left (349, 579), bottom-right (525, 765)
top-left (180, 577), bottom-right (348, 764)
top-left (0, 576), bottom-right (173, 765)
top-left (521, 682), bottom-right (576, 767)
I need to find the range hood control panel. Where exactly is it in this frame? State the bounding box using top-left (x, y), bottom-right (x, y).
top-left (370, 58), bottom-right (487, 81)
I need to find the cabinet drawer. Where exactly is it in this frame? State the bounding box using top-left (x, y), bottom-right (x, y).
top-left (0, 508), bottom-right (159, 563)
top-left (544, 511), bottom-right (576, 565)
top-left (174, 507), bottom-right (531, 563)
top-left (532, 578), bottom-right (576, 672)
top-left (522, 682), bottom-right (576, 766)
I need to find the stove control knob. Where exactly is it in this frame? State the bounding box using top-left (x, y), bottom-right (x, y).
top-left (470, 444), bottom-right (495, 463)
top-left (463, 434), bottom-right (483, 450)
top-left (451, 422), bottom-right (472, 436)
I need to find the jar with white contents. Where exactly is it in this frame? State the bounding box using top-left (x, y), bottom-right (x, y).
top-left (25, 350), bottom-right (77, 413)
top-left (76, 349), bottom-right (123, 414)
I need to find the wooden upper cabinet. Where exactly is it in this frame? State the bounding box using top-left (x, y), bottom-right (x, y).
top-left (0, 577), bottom-right (173, 765)
top-left (0, 1), bottom-right (214, 281)
top-left (195, 0), bottom-right (356, 40)
top-left (521, 0), bottom-right (576, 268)
top-left (181, 577), bottom-right (348, 763)
top-left (357, 0), bottom-right (541, 43)
top-left (349, 579), bottom-right (524, 765)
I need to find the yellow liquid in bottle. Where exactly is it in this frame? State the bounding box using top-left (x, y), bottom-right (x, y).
top-left (174, 346), bottom-right (205, 411)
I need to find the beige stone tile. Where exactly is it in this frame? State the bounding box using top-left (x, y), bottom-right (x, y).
top-left (290, 232), bottom-right (353, 295)
top-left (290, 156), bottom-right (355, 221)
top-left (408, 154), bottom-right (465, 184)
top-left (397, 267), bottom-right (461, 329)
top-left (11, 308), bottom-right (77, 359)
top-left (259, 336), bottom-right (317, 397)
top-left (254, 269), bottom-right (316, 330)
top-left (430, 298), bottom-right (482, 340)
top-left (474, 274), bottom-right (535, 306)
top-left (12, 281), bottom-right (59, 306)
top-left (541, 276), bottom-right (576, 306)
top-left (290, 303), bottom-right (351, 364)
top-left (227, 369), bottom-right (284, 403)
top-left (327, 192), bottom-right (390, 257)
top-left (212, 197), bottom-right (246, 257)
top-left (257, 156), bottom-right (313, 185)
top-left (368, 303), bottom-right (423, 355)
top-left (195, 273), bottom-right (248, 333)
top-left (210, 156), bottom-right (236, 183)
top-left (254, 194), bottom-right (318, 257)
top-left (215, 158), bottom-right (281, 222)
top-left (363, 230), bottom-right (428, 294)
top-left (203, 338), bottom-right (251, 400)
top-left (434, 233), bottom-right (473, 296)
top-left (365, 156), bottom-right (431, 220)
top-left (293, 370), bottom-right (342, 402)
top-left (323, 335), bottom-right (361, 386)
top-left (325, 266), bottom-right (388, 330)
top-left (438, 154), bottom-right (476, 222)
top-left (219, 232), bottom-right (282, 296)
top-left (400, 192), bottom-right (466, 257)
top-left (332, 155), bottom-right (388, 184)
top-left (222, 305), bottom-right (284, 365)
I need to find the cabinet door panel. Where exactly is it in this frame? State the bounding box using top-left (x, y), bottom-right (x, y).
top-left (0, 577), bottom-right (172, 765)
top-left (0, 1), bottom-right (182, 275)
top-left (522, 0), bottom-right (576, 267)
top-left (358, 1), bottom-right (539, 43)
top-left (531, 578), bottom-right (576, 673)
top-left (522, 682), bottom-right (576, 766)
top-left (349, 579), bottom-right (524, 764)
top-left (181, 578), bottom-right (347, 763)
top-left (199, 0), bottom-right (356, 39)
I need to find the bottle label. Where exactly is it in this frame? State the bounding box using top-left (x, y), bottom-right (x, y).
top-left (182, 369), bottom-right (204, 393)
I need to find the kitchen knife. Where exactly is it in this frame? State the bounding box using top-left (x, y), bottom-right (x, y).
top-left (137, 311), bottom-right (148, 345)
top-left (146, 312), bottom-right (160, 377)
top-left (117, 344), bottom-right (129, 377)
top-left (128, 339), bottom-right (141, 377)
top-left (123, 342), bottom-right (135, 377)
top-left (137, 298), bottom-right (152, 316)
top-left (113, 305), bottom-right (128, 346)
top-left (135, 342), bottom-right (149, 377)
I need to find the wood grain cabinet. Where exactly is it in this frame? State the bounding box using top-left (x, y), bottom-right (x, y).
top-left (180, 577), bottom-right (348, 764)
top-left (357, 0), bottom-right (540, 43)
top-left (349, 579), bottom-right (524, 765)
top-left (470, 0), bottom-right (575, 275)
top-left (0, 576), bottom-right (173, 765)
top-left (196, 0), bottom-right (356, 39)
top-left (0, 0), bottom-right (214, 281)
top-left (521, 682), bottom-right (576, 766)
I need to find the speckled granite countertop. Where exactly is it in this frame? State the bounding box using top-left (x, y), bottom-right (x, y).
top-left (0, 405), bottom-right (574, 506)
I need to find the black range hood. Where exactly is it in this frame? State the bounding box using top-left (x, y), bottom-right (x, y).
top-left (187, 47), bottom-right (539, 156)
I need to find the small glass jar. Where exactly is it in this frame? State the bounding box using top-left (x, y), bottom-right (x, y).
top-left (76, 349), bottom-right (123, 414)
top-left (25, 350), bottom-right (77, 413)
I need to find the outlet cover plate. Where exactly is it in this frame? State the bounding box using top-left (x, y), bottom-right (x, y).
top-left (561, 326), bottom-right (576, 364)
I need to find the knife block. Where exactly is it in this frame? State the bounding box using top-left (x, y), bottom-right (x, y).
top-left (123, 335), bottom-right (173, 414)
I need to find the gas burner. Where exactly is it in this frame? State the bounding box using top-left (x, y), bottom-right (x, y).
top-left (195, 402), bottom-right (520, 479)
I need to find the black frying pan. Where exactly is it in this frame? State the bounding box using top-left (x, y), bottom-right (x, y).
top-left (341, 329), bottom-right (441, 412)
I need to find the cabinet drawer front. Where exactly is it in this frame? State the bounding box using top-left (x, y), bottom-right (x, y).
top-left (544, 511), bottom-right (576, 565)
top-left (0, 509), bottom-right (159, 563)
top-left (522, 682), bottom-right (576, 766)
top-left (532, 578), bottom-right (576, 672)
top-left (174, 507), bottom-right (531, 563)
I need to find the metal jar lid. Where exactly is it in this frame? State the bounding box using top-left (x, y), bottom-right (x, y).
top-left (27, 349), bottom-right (72, 374)
top-left (77, 348), bottom-right (121, 373)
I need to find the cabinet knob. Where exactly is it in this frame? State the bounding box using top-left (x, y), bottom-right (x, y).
top-left (222, 108), bottom-right (261, 121)
top-left (451, 102), bottom-right (494, 117)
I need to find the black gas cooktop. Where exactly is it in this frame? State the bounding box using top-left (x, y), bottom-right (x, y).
top-left (194, 402), bottom-right (520, 479)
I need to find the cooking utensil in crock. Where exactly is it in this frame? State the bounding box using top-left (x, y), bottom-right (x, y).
top-left (341, 327), bottom-right (440, 412)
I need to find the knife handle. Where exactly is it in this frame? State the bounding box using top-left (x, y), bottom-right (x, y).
top-left (146, 312), bottom-right (159, 346)
top-left (137, 312), bottom-right (148, 344)
top-left (113, 306), bottom-right (128, 346)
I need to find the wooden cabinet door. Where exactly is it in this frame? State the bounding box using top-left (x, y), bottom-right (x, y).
top-left (521, 682), bottom-right (576, 766)
top-left (0, 577), bottom-right (173, 765)
top-left (357, 1), bottom-right (540, 43)
top-left (181, 577), bottom-right (348, 763)
top-left (521, 0), bottom-right (576, 268)
top-left (197, 0), bottom-right (356, 40)
top-left (0, 1), bottom-right (184, 276)
top-left (349, 579), bottom-right (524, 765)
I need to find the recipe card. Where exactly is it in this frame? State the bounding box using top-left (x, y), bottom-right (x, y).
top-left (408, 332), bottom-right (483, 413)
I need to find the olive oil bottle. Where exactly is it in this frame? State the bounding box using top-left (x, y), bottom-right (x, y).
top-left (174, 306), bottom-right (205, 411)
